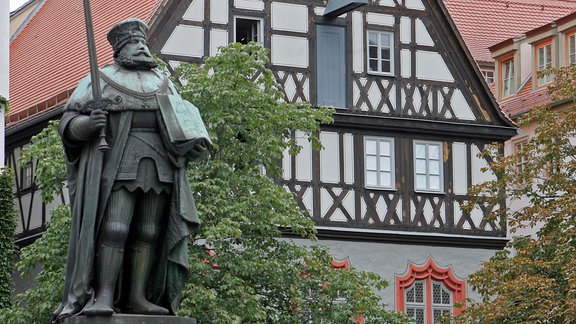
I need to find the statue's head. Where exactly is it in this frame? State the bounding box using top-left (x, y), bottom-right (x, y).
top-left (107, 18), bottom-right (158, 70)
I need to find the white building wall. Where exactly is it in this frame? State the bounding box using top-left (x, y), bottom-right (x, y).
top-left (293, 238), bottom-right (499, 308)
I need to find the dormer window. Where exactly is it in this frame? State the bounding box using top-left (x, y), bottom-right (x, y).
top-left (500, 56), bottom-right (515, 98)
top-left (536, 41), bottom-right (552, 86)
top-left (568, 32), bottom-right (576, 65)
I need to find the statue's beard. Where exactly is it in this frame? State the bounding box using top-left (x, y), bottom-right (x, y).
top-left (115, 52), bottom-right (158, 70)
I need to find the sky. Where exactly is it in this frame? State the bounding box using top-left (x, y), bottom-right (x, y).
top-left (10, 0), bottom-right (29, 12)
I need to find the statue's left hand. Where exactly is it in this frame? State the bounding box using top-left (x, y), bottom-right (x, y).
top-left (186, 140), bottom-right (210, 162)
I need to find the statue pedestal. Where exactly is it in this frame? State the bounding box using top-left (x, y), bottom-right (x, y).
top-left (61, 314), bottom-right (196, 324)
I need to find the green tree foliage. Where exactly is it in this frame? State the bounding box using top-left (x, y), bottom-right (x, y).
top-left (0, 122), bottom-right (69, 323)
top-left (0, 169), bottom-right (17, 309)
top-left (455, 64), bottom-right (576, 323)
top-left (178, 42), bottom-right (407, 323)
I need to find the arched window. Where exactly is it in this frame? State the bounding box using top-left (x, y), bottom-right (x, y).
top-left (396, 258), bottom-right (466, 324)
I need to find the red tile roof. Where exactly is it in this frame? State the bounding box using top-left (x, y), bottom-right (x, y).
top-left (443, 0), bottom-right (576, 64)
top-left (8, 0), bottom-right (162, 126)
top-left (499, 78), bottom-right (550, 117)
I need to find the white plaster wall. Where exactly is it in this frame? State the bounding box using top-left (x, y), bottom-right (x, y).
top-left (452, 142), bottom-right (468, 195)
top-left (320, 132), bottom-right (340, 184)
top-left (366, 13), bottom-right (394, 27)
top-left (271, 35), bottom-right (308, 68)
top-left (352, 12), bottom-right (363, 73)
top-left (162, 25), bottom-right (204, 58)
top-left (271, 3), bottom-right (307, 33)
top-left (234, 0), bottom-right (264, 11)
top-left (210, 29), bottom-right (228, 56)
top-left (295, 131), bottom-right (312, 181)
top-left (292, 238), bottom-right (500, 307)
top-left (416, 51), bottom-right (454, 82)
top-left (183, 0), bottom-right (204, 21)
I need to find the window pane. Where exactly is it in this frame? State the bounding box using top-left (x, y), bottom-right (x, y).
top-left (366, 171), bottom-right (378, 186)
top-left (538, 47), bottom-right (545, 67)
top-left (366, 140), bottom-right (377, 155)
top-left (442, 289), bottom-right (451, 304)
top-left (380, 172), bottom-right (391, 187)
top-left (406, 286), bottom-right (415, 303)
top-left (369, 59), bottom-right (378, 72)
top-left (415, 309), bottom-right (425, 324)
top-left (369, 46), bottom-right (378, 59)
top-left (380, 141), bottom-right (390, 156)
top-left (366, 155), bottom-right (378, 170)
top-left (429, 160), bottom-right (440, 175)
top-left (381, 33), bottom-right (390, 47)
top-left (382, 60), bottom-right (391, 73)
top-left (381, 48), bottom-right (390, 60)
top-left (368, 32), bottom-right (377, 45)
top-left (380, 156), bottom-right (391, 171)
top-left (415, 282), bottom-right (424, 303)
top-left (428, 145), bottom-right (439, 159)
top-left (415, 159), bottom-right (427, 174)
top-left (433, 283), bottom-right (441, 304)
top-left (429, 175), bottom-right (440, 190)
top-left (415, 144), bottom-right (426, 158)
top-left (416, 174), bottom-right (427, 189)
top-left (570, 35), bottom-right (575, 63)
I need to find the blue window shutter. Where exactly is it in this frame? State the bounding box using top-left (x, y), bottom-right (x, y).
top-left (316, 25), bottom-right (346, 108)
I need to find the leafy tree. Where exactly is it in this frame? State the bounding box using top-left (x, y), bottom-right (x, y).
top-left (0, 43), bottom-right (407, 323)
top-left (455, 64), bottom-right (576, 323)
top-left (0, 169), bottom-right (17, 309)
top-left (0, 122), bottom-right (69, 323)
top-left (177, 42), bottom-right (406, 323)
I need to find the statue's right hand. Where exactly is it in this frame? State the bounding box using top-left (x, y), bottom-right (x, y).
top-left (88, 109), bottom-right (108, 132)
top-left (67, 110), bottom-right (108, 141)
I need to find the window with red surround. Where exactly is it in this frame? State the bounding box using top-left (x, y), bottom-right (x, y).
top-left (396, 258), bottom-right (466, 324)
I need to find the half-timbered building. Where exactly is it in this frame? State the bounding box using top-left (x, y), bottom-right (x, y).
top-left (7, 0), bottom-right (517, 322)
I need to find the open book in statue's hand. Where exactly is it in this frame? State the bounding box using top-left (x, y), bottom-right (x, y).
top-left (156, 94), bottom-right (212, 145)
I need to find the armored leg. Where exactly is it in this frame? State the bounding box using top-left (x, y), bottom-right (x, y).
top-left (84, 188), bottom-right (135, 316)
top-left (124, 191), bottom-right (169, 315)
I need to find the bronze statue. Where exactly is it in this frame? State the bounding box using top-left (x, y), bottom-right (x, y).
top-left (53, 18), bottom-right (211, 321)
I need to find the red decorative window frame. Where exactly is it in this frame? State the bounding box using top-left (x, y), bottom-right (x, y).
top-left (396, 258), bottom-right (466, 323)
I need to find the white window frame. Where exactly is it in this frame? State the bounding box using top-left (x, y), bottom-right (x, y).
top-left (501, 57), bottom-right (515, 98)
top-left (234, 16), bottom-right (263, 44)
top-left (536, 42), bottom-right (552, 86)
top-left (367, 30), bottom-right (394, 76)
top-left (364, 137), bottom-right (395, 190)
top-left (481, 70), bottom-right (494, 84)
top-left (414, 140), bottom-right (443, 193)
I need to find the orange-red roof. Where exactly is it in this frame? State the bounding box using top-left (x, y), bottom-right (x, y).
top-left (8, 0), bottom-right (162, 126)
top-left (444, 0), bottom-right (576, 64)
top-left (499, 79), bottom-right (550, 117)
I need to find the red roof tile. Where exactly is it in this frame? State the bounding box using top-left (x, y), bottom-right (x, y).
top-left (8, 0), bottom-right (162, 126)
top-left (443, 0), bottom-right (576, 63)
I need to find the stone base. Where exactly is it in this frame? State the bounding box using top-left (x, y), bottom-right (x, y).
top-left (61, 314), bottom-right (197, 324)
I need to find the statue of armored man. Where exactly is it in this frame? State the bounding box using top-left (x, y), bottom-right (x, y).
top-left (53, 18), bottom-right (211, 321)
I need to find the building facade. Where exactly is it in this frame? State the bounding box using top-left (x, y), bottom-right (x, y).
top-left (6, 0), bottom-right (517, 323)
